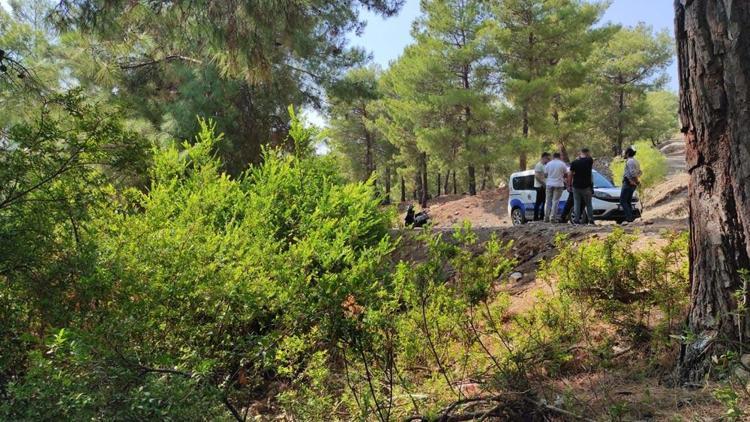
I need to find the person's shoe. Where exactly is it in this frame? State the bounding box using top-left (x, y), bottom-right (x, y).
top-left (544, 218), bottom-right (550, 223)
top-left (620, 221), bottom-right (630, 226)
top-left (569, 221), bottom-right (578, 226)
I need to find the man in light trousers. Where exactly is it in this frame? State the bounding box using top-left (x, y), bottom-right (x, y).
top-left (544, 152), bottom-right (567, 223)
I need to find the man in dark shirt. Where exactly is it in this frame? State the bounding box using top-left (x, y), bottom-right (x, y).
top-left (568, 148), bottom-right (595, 225)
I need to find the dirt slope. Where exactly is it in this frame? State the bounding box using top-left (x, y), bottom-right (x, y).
top-left (642, 173), bottom-right (689, 221)
top-left (424, 188), bottom-right (509, 228)
top-left (422, 172), bottom-right (688, 229)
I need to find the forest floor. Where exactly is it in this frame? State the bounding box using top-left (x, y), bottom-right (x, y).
top-left (395, 169), bottom-right (740, 420)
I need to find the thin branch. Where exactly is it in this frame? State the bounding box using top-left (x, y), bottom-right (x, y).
top-left (119, 54), bottom-right (203, 70)
top-left (126, 360), bottom-right (243, 422)
top-left (283, 63), bottom-right (322, 80)
top-left (357, 337), bottom-right (387, 422)
top-left (0, 148), bottom-right (81, 210)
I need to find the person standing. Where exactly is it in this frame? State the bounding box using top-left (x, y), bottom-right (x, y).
top-left (569, 148), bottom-right (595, 225)
top-left (560, 160), bottom-right (574, 223)
top-left (544, 152), bottom-right (567, 223)
top-left (620, 147), bottom-right (641, 224)
top-left (533, 152), bottom-right (550, 221)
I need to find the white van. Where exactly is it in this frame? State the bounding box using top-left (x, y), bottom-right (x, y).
top-left (507, 170), bottom-right (640, 225)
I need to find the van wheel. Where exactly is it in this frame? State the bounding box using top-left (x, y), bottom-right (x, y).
top-left (511, 208), bottom-right (526, 226)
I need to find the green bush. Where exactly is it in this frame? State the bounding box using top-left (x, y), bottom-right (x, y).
top-left (1, 109), bottom-right (396, 419)
top-left (540, 229), bottom-right (689, 346)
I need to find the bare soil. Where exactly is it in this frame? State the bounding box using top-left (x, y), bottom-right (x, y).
top-left (423, 188), bottom-right (510, 228)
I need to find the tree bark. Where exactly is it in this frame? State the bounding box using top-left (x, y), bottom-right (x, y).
top-left (444, 169), bottom-right (451, 195)
top-left (400, 175), bottom-right (406, 203)
top-left (383, 165), bottom-right (392, 205)
top-left (363, 108), bottom-right (375, 180)
top-left (414, 172), bottom-right (421, 201)
top-left (452, 171), bottom-right (458, 195)
top-left (675, 0), bottom-right (750, 383)
top-left (420, 152), bottom-right (429, 208)
top-left (615, 86), bottom-right (625, 156)
top-left (552, 104), bottom-right (570, 163)
top-left (437, 172), bottom-right (442, 197)
top-left (558, 143), bottom-right (569, 163)
top-left (520, 107), bottom-right (530, 170)
top-left (467, 165), bottom-right (477, 196)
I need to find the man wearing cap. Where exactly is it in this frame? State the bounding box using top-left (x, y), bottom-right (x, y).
top-left (533, 152), bottom-right (550, 221)
top-left (620, 147), bottom-right (641, 224)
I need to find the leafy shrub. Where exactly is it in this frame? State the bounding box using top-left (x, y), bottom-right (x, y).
top-left (540, 229), bottom-right (689, 346)
top-left (0, 92), bottom-right (149, 410)
top-left (1, 110), bottom-right (395, 419)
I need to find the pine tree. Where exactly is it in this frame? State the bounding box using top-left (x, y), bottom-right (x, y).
top-left (675, 0), bottom-right (750, 382)
top-left (378, 48), bottom-right (430, 206)
top-left (328, 66), bottom-right (397, 202)
top-left (488, 0), bottom-right (605, 168)
top-left (639, 90), bottom-right (679, 146)
top-left (381, 0), bottom-right (497, 196)
top-left (47, 0), bottom-right (403, 175)
top-left (588, 24), bottom-right (673, 155)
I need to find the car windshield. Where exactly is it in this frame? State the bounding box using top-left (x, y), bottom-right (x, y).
top-left (593, 171), bottom-right (614, 188)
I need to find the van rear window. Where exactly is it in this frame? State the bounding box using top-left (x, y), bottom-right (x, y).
top-left (512, 175), bottom-right (535, 190)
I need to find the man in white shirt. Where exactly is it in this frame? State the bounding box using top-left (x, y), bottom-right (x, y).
top-left (544, 152), bottom-right (568, 223)
top-left (533, 152), bottom-right (551, 221)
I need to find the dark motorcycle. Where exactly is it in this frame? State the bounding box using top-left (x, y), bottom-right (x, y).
top-left (405, 204), bottom-right (430, 228)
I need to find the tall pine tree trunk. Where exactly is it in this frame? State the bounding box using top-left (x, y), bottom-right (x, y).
top-left (414, 172), bottom-right (421, 201)
top-left (444, 169), bottom-right (452, 195)
top-left (420, 152), bottom-right (429, 208)
top-left (363, 109), bottom-right (375, 180)
top-left (520, 107), bottom-right (529, 170)
top-left (553, 105), bottom-right (570, 162)
top-left (559, 143), bottom-right (569, 163)
top-left (383, 165), bottom-right (392, 205)
top-left (437, 172), bottom-right (442, 197)
top-left (467, 165), bottom-right (477, 196)
top-left (452, 171), bottom-right (457, 195)
top-left (461, 66), bottom-right (477, 196)
top-left (675, 0), bottom-right (750, 382)
top-left (614, 87), bottom-right (625, 156)
top-left (400, 175), bottom-right (406, 203)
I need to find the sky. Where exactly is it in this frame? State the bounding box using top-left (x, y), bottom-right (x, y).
top-left (350, 0), bottom-right (679, 92)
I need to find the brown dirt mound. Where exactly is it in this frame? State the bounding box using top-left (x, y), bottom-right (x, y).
top-left (424, 188), bottom-right (509, 228)
top-left (643, 173), bottom-right (689, 221)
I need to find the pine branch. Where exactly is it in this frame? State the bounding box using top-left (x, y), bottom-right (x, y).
top-left (118, 54), bottom-right (203, 70)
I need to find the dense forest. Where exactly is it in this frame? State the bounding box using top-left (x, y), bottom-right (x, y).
top-left (2, 0), bottom-right (750, 420)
